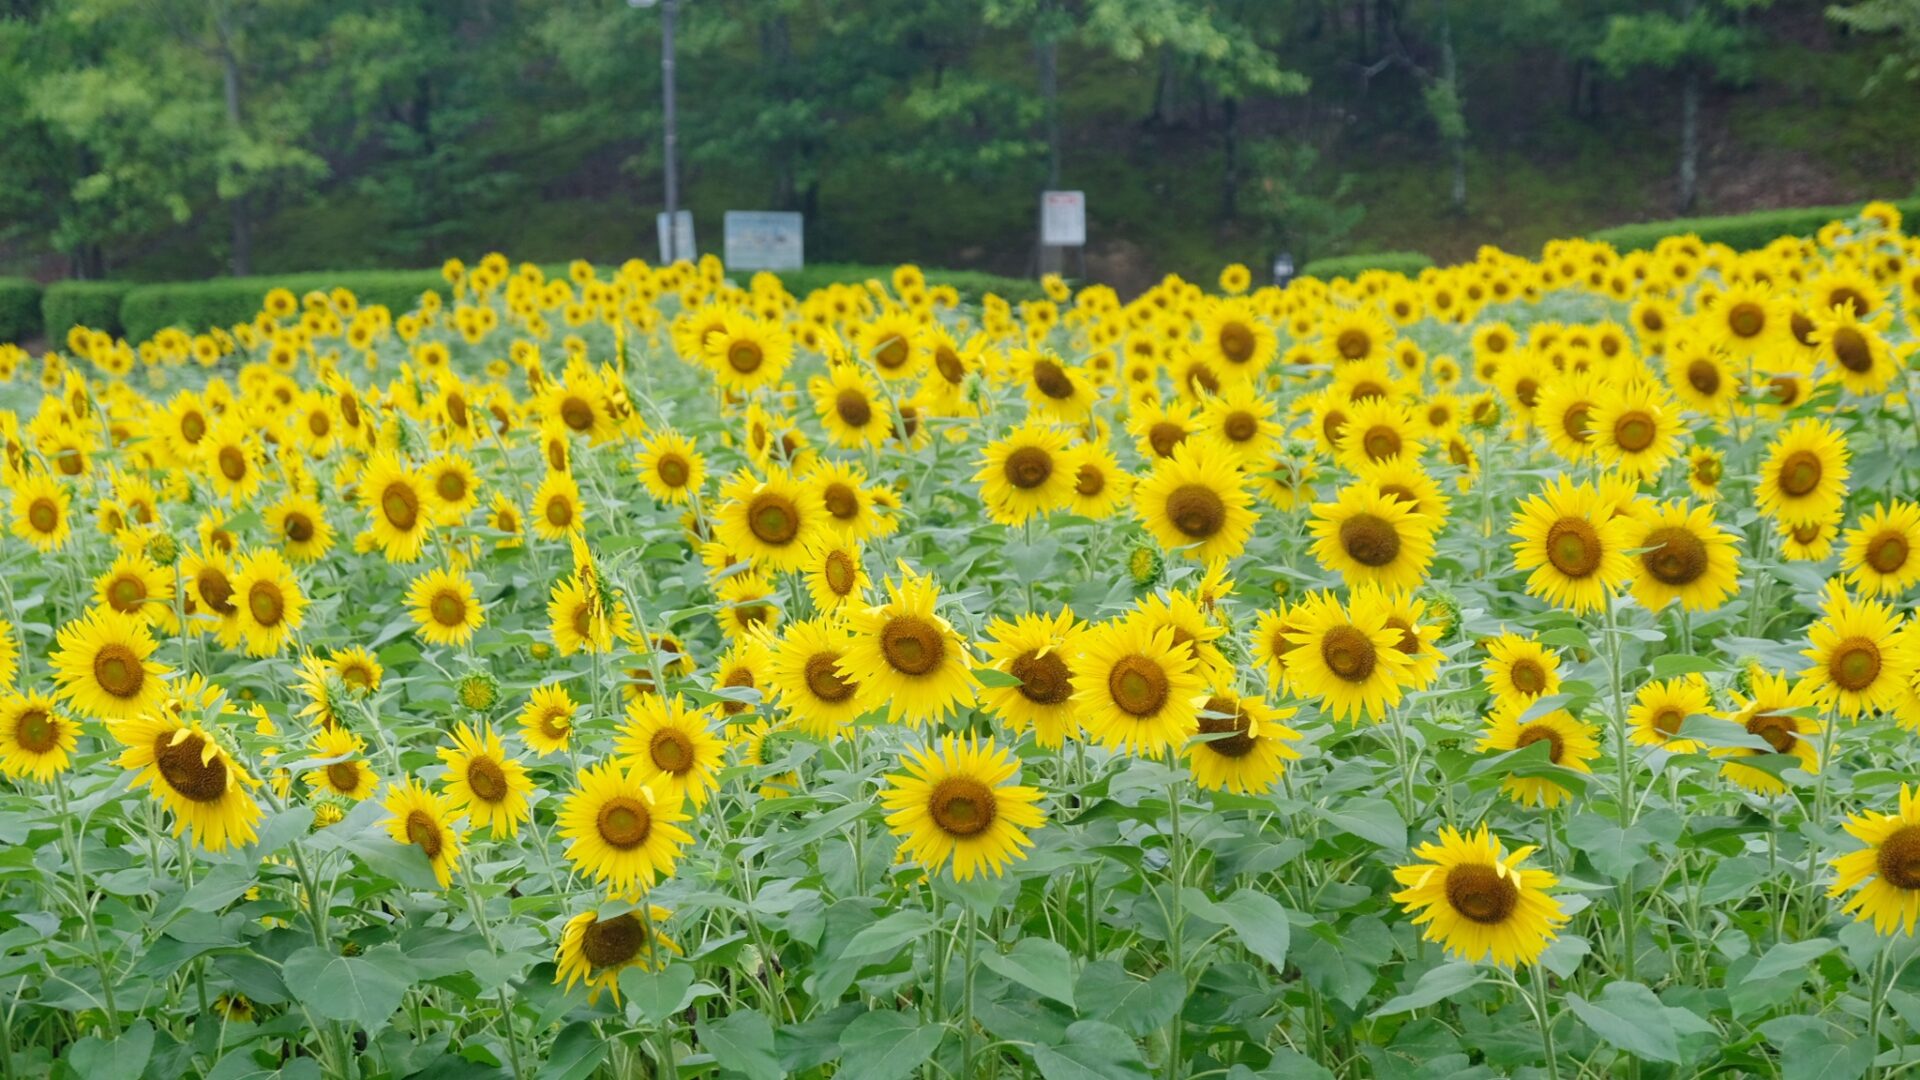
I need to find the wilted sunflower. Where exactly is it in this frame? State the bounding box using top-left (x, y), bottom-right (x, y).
top-left (1308, 482), bottom-right (1437, 592)
top-left (558, 762), bottom-right (693, 897)
top-left (617, 694), bottom-right (726, 808)
top-left (1717, 669), bottom-right (1824, 796)
top-left (978, 607), bottom-right (1084, 749)
top-left (1134, 440), bottom-right (1258, 563)
top-left (303, 727), bottom-right (378, 801)
top-left (1757, 418), bottom-right (1850, 526)
top-left (1829, 785), bottom-right (1920, 936)
top-left (636, 429), bottom-right (707, 505)
top-left (1843, 501), bottom-right (1920, 598)
top-left (1283, 590), bottom-right (1413, 723)
top-left (554, 905), bottom-right (679, 1003)
top-left (110, 709), bottom-right (262, 852)
top-left (839, 570), bottom-right (979, 726)
top-left (1628, 499), bottom-right (1740, 612)
top-left (1072, 616), bottom-right (1207, 754)
top-left (409, 567), bottom-right (485, 647)
top-left (1478, 697), bottom-right (1598, 808)
top-left (880, 734), bottom-right (1045, 880)
top-left (1392, 825), bottom-right (1567, 967)
top-left (50, 607), bottom-right (172, 720)
top-left (1186, 691), bottom-right (1302, 795)
top-left (1509, 476), bottom-right (1635, 614)
top-left (1628, 675), bottom-right (1715, 753)
top-left (0, 691), bottom-right (77, 781)
top-left (382, 778), bottom-right (463, 887)
top-left (1800, 583), bottom-right (1918, 719)
top-left (439, 721), bottom-right (532, 838)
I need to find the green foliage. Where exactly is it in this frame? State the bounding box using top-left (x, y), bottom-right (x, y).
top-left (119, 270), bottom-right (449, 341)
top-left (1243, 142), bottom-right (1365, 265)
top-left (1299, 252), bottom-right (1436, 280)
top-left (0, 278), bottom-right (42, 344)
top-left (42, 281), bottom-right (134, 340)
top-left (1590, 198), bottom-right (1920, 252)
top-left (772, 264), bottom-right (1046, 304)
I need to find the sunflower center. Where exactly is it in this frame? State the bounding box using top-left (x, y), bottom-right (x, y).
top-left (1031, 359), bottom-right (1074, 399)
top-left (1166, 484), bottom-right (1226, 540)
top-left (1074, 464), bottom-right (1105, 498)
top-left (822, 483), bottom-right (859, 521)
top-left (1875, 826), bottom-right (1920, 891)
top-left (107, 576), bottom-right (145, 612)
top-left (249, 582), bottom-right (285, 627)
top-left (720, 668), bottom-right (756, 715)
top-left (1693, 456), bottom-right (1722, 485)
top-left (285, 513), bottom-right (316, 543)
top-left (1108, 654), bottom-right (1170, 716)
top-left (1198, 695), bottom-right (1256, 757)
top-left (1832, 327), bottom-right (1873, 373)
top-left (1747, 712), bottom-right (1798, 753)
top-left (326, 762), bottom-right (361, 793)
top-left (581, 913), bottom-right (647, 968)
top-left (1321, 626), bottom-right (1377, 683)
top-left (824, 390), bottom-right (871, 434)
top-left (1830, 637), bottom-right (1883, 691)
top-left (433, 472), bottom-right (465, 504)
top-left (538, 707), bottom-right (573, 740)
top-left (1004, 447), bottom-right (1053, 490)
top-left (93, 643), bottom-right (145, 699)
top-left (1510, 659), bottom-right (1547, 696)
top-left (560, 396), bottom-right (595, 431)
top-left (181, 412), bottom-right (207, 442)
top-left (874, 337), bottom-right (909, 370)
top-left (1444, 863), bottom-right (1520, 925)
top-left (1641, 526), bottom-right (1707, 585)
top-left (804, 653), bottom-right (857, 702)
top-left (929, 777), bottom-right (996, 838)
top-left (429, 588), bottom-right (471, 627)
top-left (15, 710), bottom-right (55, 753)
top-left (27, 498), bottom-right (58, 534)
top-left (1148, 422), bottom-right (1187, 458)
top-left (880, 615), bottom-right (945, 676)
top-left (1868, 531), bottom-right (1910, 575)
top-left (1384, 616), bottom-right (1421, 657)
top-left (1778, 451), bottom-right (1824, 498)
top-left (1613, 412), bottom-right (1657, 452)
top-left (1218, 322), bottom-right (1256, 363)
top-left (1561, 405), bottom-right (1594, 444)
top-left (405, 810), bottom-right (444, 858)
top-left (198, 569), bottom-right (236, 615)
top-left (748, 493), bottom-right (799, 544)
top-left (382, 482), bottom-right (420, 530)
top-left (1515, 724), bottom-right (1565, 763)
top-left (1336, 329), bottom-right (1371, 361)
top-left (217, 446), bottom-right (247, 481)
top-left (1727, 302), bottom-right (1765, 338)
top-left (1361, 425), bottom-right (1401, 461)
top-left (1010, 649), bottom-right (1072, 705)
top-left (1545, 518), bottom-right (1603, 578)
top-left (823, 550), bottom-right (857, 596)
top-left (155, 732), bottom-right (227, 802)
top-left (1351, 379), bottom-right (1388, 402)
top-left (595, 796), bottom-right (653, 849)
top-left (1223, 412), bottom-right (1258, 443)
top-left (1514, 378), bottom-right (1541, 408)
top-left (1687, 361), bottom-right (1721, 395)
top-left (547, 440), bottom-right (568, 472)
top-left (1653, 708), bottom-right (1686, 737)
top-left (727, 341), bottom-right (764, 374)
top-left (935, 347), bottom-right (965, 384)
top-left (1339, 514), bottom-right (1401, 567)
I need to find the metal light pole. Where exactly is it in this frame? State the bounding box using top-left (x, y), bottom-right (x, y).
top-left (632, 0), bottom-right (682, 263)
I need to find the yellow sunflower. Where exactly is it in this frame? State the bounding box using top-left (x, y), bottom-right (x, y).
top-left (50, 607), bottom-right (172, 719)
top-left (558, 762), bottom-right (693, 897)
top-left (357, 452), bottom-right (434, 562)
top-left (974, 421), bottom-right (1077, 527)
top-left (713, 466), bottom-right (825, 572)
top-left (1477, 697), bottom-right (1598, 808)
top-left (1308, 482), bottom-right (1438, 592)
top-left (807, 460), bottom-right (896, 543)
top-left (1590, 379), bottom-right (1682, 482)
top-left (10, 472), bottom-right (71, 551)
top-left (0, 691), bottom-right (78, 781)
top-left (636, 429), bottom-right (707, 505)
top-left (1843, 501), bottom-right (1920, 597)
top-left (93, 550), bottom-right (176, 632)
top-left (519, 683), bottom-right (578, 756)
top-left (1133, 440), bottom-right (1258, 563)
top-left (382, 778), bottom-right (463, 887)
top-left (439, 721), bottom-right (532, 838)
top-left (1800, 583), bottom-right (1919, 719)
top-left (704, 312), bottom-right (793, 394)
top-left (839, 570), bottom-right (979, 726)
top-left (1282, 589), bottom-right (1414, 723)
top-left (1060, 441), bottom-right (1130, 519)
top-left (532, 469), bottom-right (585, 540)
top-left (231, 548), bottom-right (307, 657)
top-left (1508, 476), bottom-right (1635, 614)
top-left (979, 607), bottom-right (1084, 748)
top-left (879, 734), bottom-right (1046, 880)
top-left (1757, 418), bottom-right (1850, 526)
top-left (1481, 632), bottom-right (1562, 704)
top-left (1071, 616), bottom-right (1208, 754)
top-left (1392, 824), bottom-right (1568, 967)
top-left (408, 567), bottom-right (485, 647)
top-left (302, 727), bottom-right (378, 801)
top-left (1829, 785), bottom-right (1920, 935)
top-left (768, 617), bottom-right (866, 738)
top-left (1717, 669), bottom-right (1823, 796)
top-left (1628, 675), bottom-right (1715, 754)
top-left (266, 492), bottom-right (335, 563)
top-left (617, 694), bottom-right (727, 808)
top-left (1186, 691), bottom-right (1302, 795)
top-left (110, 708), bottom-right (262, 852)
top-left (811, 364), bottom-right (891, 448)
top-left (554, 905), bottom-right (679, 1003)
top-left (1628, 499), bottom-right (1740, 612)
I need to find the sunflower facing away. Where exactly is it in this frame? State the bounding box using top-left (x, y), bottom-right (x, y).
top-left (880, 734), bottom-right (1045, 880)
top-left (559, 762), bottom-right (694, 897)
top-left (1829, 785), bottom-right (1920, 936)
top-left (1392, 824), bottom-right (1568, 967)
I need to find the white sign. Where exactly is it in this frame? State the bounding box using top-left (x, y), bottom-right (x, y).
top-left (723, 211), bottom-right (805, 271)
top-left (1040, 190), bottom-right (1086, 247)
top-left (656, 210), bottom-right (696, 264)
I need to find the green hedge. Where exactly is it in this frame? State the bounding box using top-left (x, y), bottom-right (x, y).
top-left (1299, 251), bottom-right (1436, 281)
top-left (43, 281), bottom-right (135, 341)
top-left (120, 269), bottom-right (451, 342)
top-left (0, 278), bottom-right (43, 345)
top-left (772, 263), bottom-right (1046, 303)
top-left (1590, 199), bottom-right (1920, 254)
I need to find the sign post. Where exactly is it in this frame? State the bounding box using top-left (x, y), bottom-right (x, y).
top-left (723, 211), bottom-right (805, 272)
top-left (1038, 190), bottom-right (1085, 278)
top-left (656, 211), bottom-right (696, 265)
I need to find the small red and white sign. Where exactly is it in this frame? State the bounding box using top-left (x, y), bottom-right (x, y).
top-left (1040, 191), bottom-right (1086, 247)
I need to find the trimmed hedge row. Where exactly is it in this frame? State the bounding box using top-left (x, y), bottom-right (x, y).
top-left (43, 282), bottom-right (135, 342)
top-left (1590, 198), bottom-right (1920, 254)
top-left (120, 270), bottom-right (453, 343)
top-left (1299, 251), bottom-right (1436, 281)
top-left (772, 263), bottom-right (1045, 303)
top-left (0, 278), bottom-right (43, 345)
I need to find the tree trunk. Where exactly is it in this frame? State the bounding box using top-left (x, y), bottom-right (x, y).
top-left (216, 14), bottom-right (251, 276)
top-left (1150, 46), bottom-right (1176, 125)
top-left (1677, 64), bottom-right (1699, 214)
top-left (1438, 0), bottom-right (1466, 213)
top-left (1038, 34), bottom-right (1061, 188)
top-left (1220, 96), bottom-right (1240, 220)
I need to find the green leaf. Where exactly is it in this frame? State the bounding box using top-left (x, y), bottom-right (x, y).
top-left (1748, 938), bottom-right (1836, 984)
top-left (1074, 961), bottom-right (1185, 1035)
top-left (282, 944), bottom-right (415, 1037)
top-left (972, 666), bottom-right (1025, 688)
top-left (64, 1019), bottom-right (153, 1080)
top-left (981, 937), bottom-right (1077, 1007)
top-left (1031, 1020), bottom-right (1153, 1080)
top-left (1564, 814), bottom-right (1653, 881)
top-left (840, 910), bottom-right (934, 960)
top-left (620, 963), bottom-right (695, 1026)
top-left (1312, 800), bottom-right (1406, 850)
top-left (1761, 1016), bottom-right (1874, 1080)
top-left (697, 1008), bottom-right (783, 1080)
top-left (1183, 888), bottom-right (1290, 972)
top-left (1369, 962), bottom-right (1485, 1017)
top-left (1566, 981), bottom-right (1713, 1064)
top-left (538, 1021), bottom-right (609, 1080)
top-left (837, 1010), bottom-right (946, 1080)
top-left (1650, 653), bottom-right (1719, 678)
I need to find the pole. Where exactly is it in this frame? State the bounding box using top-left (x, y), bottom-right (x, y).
top-left (661, 0), bottom-right (681, 262)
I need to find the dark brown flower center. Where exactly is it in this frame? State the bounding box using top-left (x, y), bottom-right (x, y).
top-left (1361, 425), bottom-right (1402, 462)
top-left (747, 493), bottom-right (799, 544)
top-left (285, 514), bottom-right (315, 543)
top-left (1561, 404), bottom-right (1594, 445)
top-left (727, 341), bottom-right (764, 374)
top-left (1108, 654), bottom-right (1170, 716)
top-left (1830, 637), bottom-right (1882, 692)
top-left (650, 728), bottom-right (695, 774)
top-left (1778, 451), bottom-right (1823, 498)
top-left (581, 913), bottom-right (647, 968)
top-left (1876, 826), bottom-right (1920, 891)
top-left (1515, 723), bottom-right (1565, 763)
top-left (1031, 359), bottom-right (1074, 399)
top-left (327, 762), bottom-right (362, 793)
top-left (1223, 411), bottom-right (1259, 443)
top-left (1004, 447), bottom-right (1053, 490)
top-left (107, 576), bottom-right (145, 612)
top-left (1687, 360), bottom-right (1721, 395)
top-left (27, 498), bottom-right (58, 534)
top-left (1612, 412), bottom-right (1656, 453)
top-left (156, 731), bottom-right (227, 802)
top-left (1321, 626), bottom-right (1376, 683)
top-left (1148, 422), bottom-right (1186, 458)
top-left (1166, 484), bottom-right (1225, 539)
top-left (93, 643), bottom-right (144, 699)
top-left (249, 582), bottom-right (285, 627)
top-left (822, 483), bottom-right (858, 520)
top-left (1010, 649), bottom-right (1072, 705)
top-left (1336, 329), bottom-right (1371, 361)
top-left (1218, 322), bottom-right (1255, 364)
top-left (596, 796), bottom-right (653, 849)
top-left (217, 446), bottom-right (248, 482)
top-left (405, 810), bottom-right (444, 858)
top-left (1868, 530), bottom-right (1911, 575)
top-left (382, 482), bottom-right (420, 530)
top-left (1340, 514), bottom-right (1401, 568)
top-left (1510, 659), bottom-right (1548, 696)
top-left (1641, 526), bottom-right (1707, 586)
top-left (656, 454), bottom-right (690, 488)
top-left (15, 709), bottom-right (56, 753)
top-left (1727, 302), bottom-right (1765, 338)
top-left (1545, 518), bottom-right (1602, 578)
top-left (1074, 463), bottom-right (1104, 497)
top-left (804, 653), bottom-right (857, 702)
top-left (880, 615), bottom-right (944, 676)
top-left (823, 550), bottom-right (857, 596)
top-left (835, 389), bottom-right (872, 428)
top-left (1832, 327), bottom-right (1873, 373)
top-left (929, 777), bottom-right (995, 837)
top-left (560, 396), bottom-right (595, 431)
top-left (1747, 711), bottom-right (1798, 753)
top-left (1197, 695), bottom-right (1256, 758)
top-left (1445, 862), bottom-right (1520, 925)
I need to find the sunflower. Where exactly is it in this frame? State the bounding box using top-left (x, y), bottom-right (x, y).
top-left (358, 453), bottom-right (434, 562)
top-left (1663, 336), bottom-right (1737, 416)
top-left (617, 694), bottom-right (726, 808)
top-left (1717, 669), bottom-right (1823, 796)
top-left (519, 683), bottom-right (578, 756)
top-left (1127, 399), bottom-right (1199, 460)
top-left (1780, 512), bottom-right (1844, 562)
top-left (439, 722), bottom-right (532, 838)
top-left (423, 454), bottom-right (481, 523)
top-left (715, 570), bottom-right (781, 641)
top-left (1072, 616), bottom-right (1208, 754)
top-left (802, 537), bottom-right (870, 614)
top-left (1478, 697), bottom-right (1598, 808)
top-left (110, 709), bottom-right (262, 852)
top-left (1134, 440), bottom-right (1258, 563)
top-left (403, 567), bottom-right (483, 648)
top-left (486, 494), bottom-right (524, 548)
top-left (768, 618), bottom-right (866, 737)
top-left (1321, 307), bottom-right (1393, 367)
top-left (1589, 379), bottom-right (1682, 482)
top-left (1844, 501), bottom-right (1920, 598)
top-left (1704, 281), bottom-right (1788, 359)
top-left (974, 421), bottom-right (1076, 527)
top-left (1686, 446), bottom-right (1725, 502)
top-left (558, 762), bottom-right (693, 897)
top-left (1537, 374), bottom-right (1605, 463)
top-left (1186, 691), bottom-right (1302, 795)
top-left (1811, 304), bottom-right (1898, 396)
top-left (704, 313), bottom-right (794, 394)
top-left (1059, 441), bottom-right (1130, 519)
top-left (266, 493), bottom-right (335, 563)
top-left (1283, 590), bottom-right (1414, 723)
top-left (880, 734), bottom-right (1045, 880)
top-left (1508, 476), bottom-right (1635, 614)
top-left (1307, 482), bottom-right (1437, 592)
top-left (713, 466), bottom-right (824, 572)
top-left (807, 460), bottom-right (896, 543)
top-left (1391, 824), bottom-right (1567, 967)
top-left (0, 691), bottom-right (77, 781)
top-left (839, 570), bottom-right (979, 726)
top-left (1335, 398), bottom-right (1422, 469)
top-left (554, 905), bottom-right (680, 1004)
top-left (1800, 583), bottom-right (1918, 719)
top-left (9, 472), bottom-right (71, 551)
top-left (1628, 499), bottom-right (1740, 612)
top-left (812, 364), bottom-right (891, 448)
top-left (302, 727), bottom-right (378, 801)
top-left (1757, 418), bottom-right (1850, 526)
top-left (1372, 587), bottom-right (1444, 691)
top-left (1198, 298), bottom-right (1277, 375)
top-left (1251, 602), bottom-right (1305, 693)
top-left (636, 429), bottom-right (707, 505)
top-left (1481, 632), bottom-right (1562, 704)
top-left (855, 309), bottom-right (924, 381)
top-left (1628, 675), bottom-right (1715, 753)
top-left (50, 607), bottom-right (172, 720)
top-left (532, 469), bottom-right (585, 540)
top-left (1013, 349), bottom-right (1096, 422)
top-left (231, 548), bottom-right (307, 657)
top-left (382, 778), bottom-right (463, 887)
top-left (548, 574), bottom-right (626, 656)
top-left (979, 608), bottom-right (1084, 748)
top-left (93, 550), bottom-right (176, 632)
top-left (1829, 785), bottom-right (1920, 935)
top-left (204, 421), bottom-right (264, 501)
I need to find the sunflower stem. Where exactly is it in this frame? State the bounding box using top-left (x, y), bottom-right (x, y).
top-left (1867, 942), bottom-right (1892, 1078)
top-left (1528, 964), bottom-right (1561, 1080)
top-left (961, 906), bottom-right (979, 1079)
top-left (1601, 592), bottom-right (1637, 984)
top-left (51, 776), bottom-right (119, 1038)
top-left (1166, 772), bottom-right (1186, 1080)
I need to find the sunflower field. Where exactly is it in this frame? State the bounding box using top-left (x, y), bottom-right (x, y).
top-left (3, 207), bottom-right (1920, 1080)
